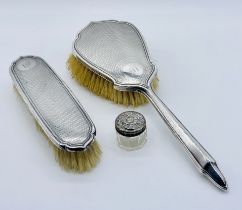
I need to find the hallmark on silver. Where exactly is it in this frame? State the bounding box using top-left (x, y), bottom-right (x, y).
top-left (17, 58), bottom-right (37, 71)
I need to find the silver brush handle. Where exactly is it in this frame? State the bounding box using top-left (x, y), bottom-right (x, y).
top-left (142, 87), bottom-right (227, 190)
top-left (143, 87), bottom-right (215, 171)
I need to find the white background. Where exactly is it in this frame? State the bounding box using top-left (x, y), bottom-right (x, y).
top-left (1, 0), bottom-right (242, 209)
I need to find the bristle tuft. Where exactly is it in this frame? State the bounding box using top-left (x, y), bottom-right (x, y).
top-left (52, 140), bottom-right (101, 172)
top-left (67, 54), bottom-right (159, 106)
top-left (35, 121), bottom-right (101, 172)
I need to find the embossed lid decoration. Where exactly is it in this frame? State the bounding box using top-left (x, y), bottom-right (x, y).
top-left (115, 111), bottom-right (146, 137)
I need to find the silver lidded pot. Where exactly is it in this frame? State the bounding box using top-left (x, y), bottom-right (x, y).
top-left (115, 111), bottom-right (147, 150)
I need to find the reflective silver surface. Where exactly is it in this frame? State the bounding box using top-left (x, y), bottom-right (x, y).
top-left (10, 56), bottom-right (96, 151)
top-left (73, 20), bottom-right (227, 189)
top-left (74, 20), bottom-right (156, 89)
top-left (144, 89), bottom-right (227, 190)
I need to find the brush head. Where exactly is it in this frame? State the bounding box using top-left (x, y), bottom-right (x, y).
top-left (67, 54), bottom-right (158, 106)
top-left (11, 56), bottom-right (101, 173)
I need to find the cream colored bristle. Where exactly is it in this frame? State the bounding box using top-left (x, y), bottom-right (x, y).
top-left (67, 54), bottom-right (159, 106)
top-left (35, 121), bottom-right (101, 172)
top-left (52, 140), bottom-right (101, 172)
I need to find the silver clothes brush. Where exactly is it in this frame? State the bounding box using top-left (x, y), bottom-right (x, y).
top-left (72, 20), bottom-right (227, 189)
top-left (10, 56), bottom-right (101, 172)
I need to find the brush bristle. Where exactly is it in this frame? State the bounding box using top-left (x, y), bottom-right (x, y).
top-left (67, 54), bottom-right (159, 106)
top-left (35, 121), bottom-right (101, 172)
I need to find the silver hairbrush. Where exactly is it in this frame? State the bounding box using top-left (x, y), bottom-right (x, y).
top-left (73, 20), bottom-right (227, 189)
top-left (10, 56), bottom-right (101, 172)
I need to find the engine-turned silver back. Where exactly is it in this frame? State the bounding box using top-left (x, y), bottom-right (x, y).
top-left (10, 56), bottom-right (96, 151)
top-left (74, 20), bottom-right (156, 89)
